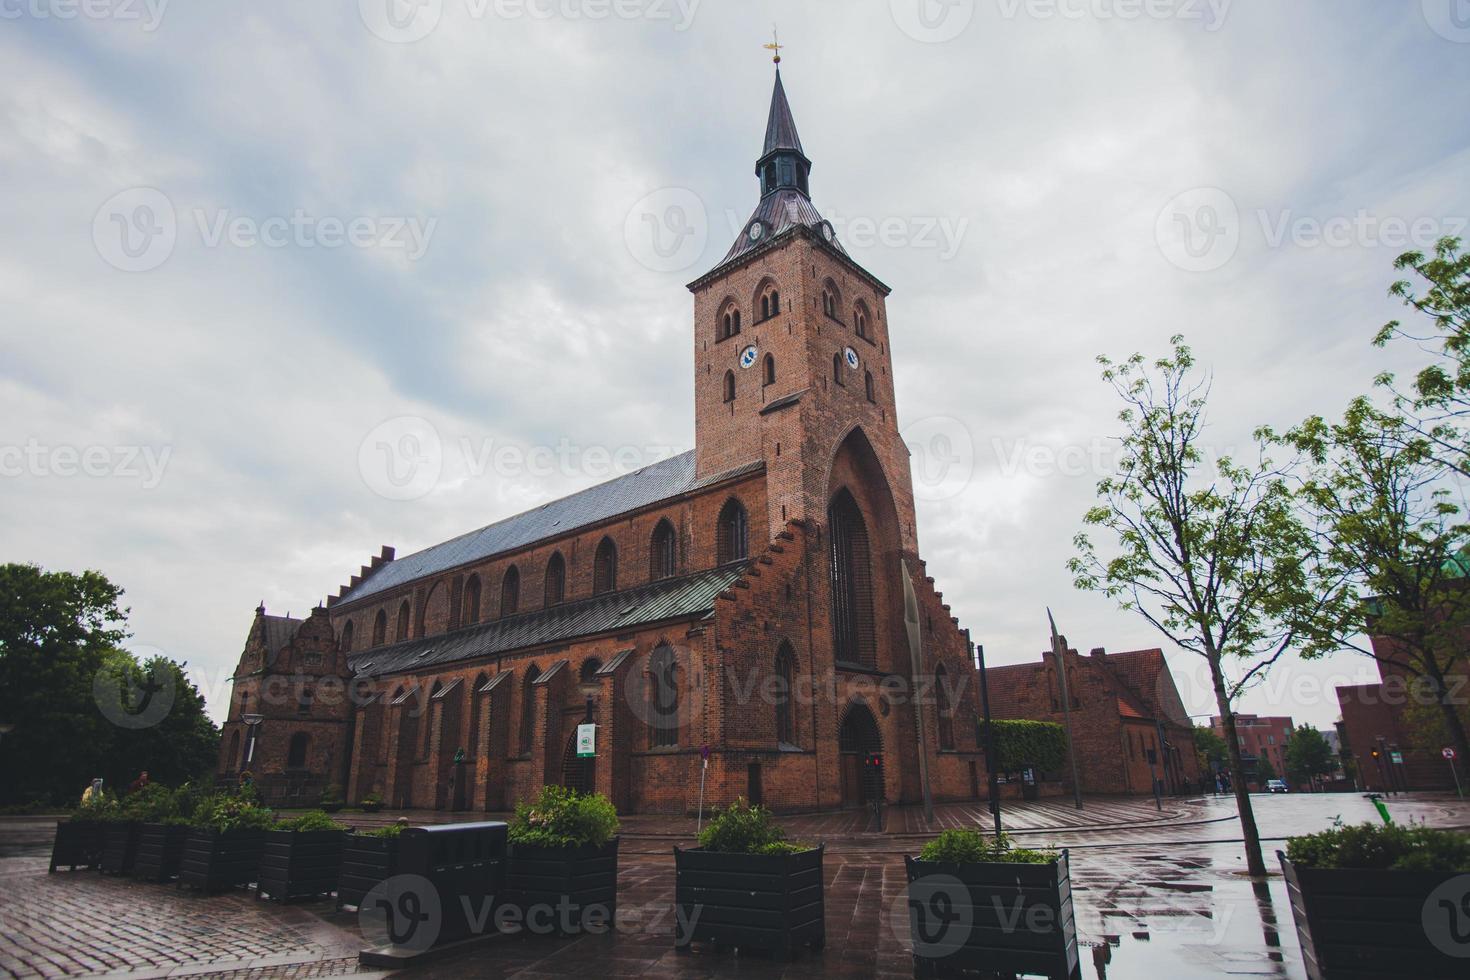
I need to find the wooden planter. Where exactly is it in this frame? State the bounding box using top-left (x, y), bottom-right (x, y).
top-left (507, 838), bottom-right (619, 935)
top-left (1280, 851), bottom-right (1468, 979)
top-left (99, 822), bottom-right (142, 875)
top-left (674, 845), bottom-right (825, 959)
top-left (256, 830), bottom-right (345, 902)
top-left (178, 828), bottom-right (265, 894)
top-left (337, 834), bottom-right (399, 910)
top-left (49, 821), bottom-right (104, 872)
top-left (904, 850), bottom-right (1080, 980)
top-left (133, 823), bottom-right (190, 882)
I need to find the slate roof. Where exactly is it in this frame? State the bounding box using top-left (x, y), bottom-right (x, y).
top-left (347, 564), bottom-right (747, 678)
top-left (718, 189), bottom-right (845, 269)
top-left (763, 69), bottom-right (805, 157)
top-left (257, 614), bottom-right (302, 669)
top-left (338, 452), bottom-right (762, 607)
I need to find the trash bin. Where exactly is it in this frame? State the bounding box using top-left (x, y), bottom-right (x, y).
top-left (395, 821), bottom-right (507, 947)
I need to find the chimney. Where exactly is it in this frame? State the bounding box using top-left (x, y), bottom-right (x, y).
top-left (1090, 647), bottom-right (1106, 659)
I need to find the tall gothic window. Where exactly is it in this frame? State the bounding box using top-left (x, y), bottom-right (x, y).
top-left (649, 644), bottom-right (678, 748)
top-left (775, 642), bottom-right (796, 745)
top-left (463, 574), bottom-right (482, 625)
top-left (935, 663), bottom-right (955, 750)
top-left (338, 620), bottom-right (354, 654)
top-left (395, 600), bottom-right (411, 641)
top-left (650, 520), bottom-right (677, 581)
top-left (828, 488), bottom-right (876, 667)
top-left (833, 352), bottom-right (845, 386)
top-left (372, 609), bottom-right (387, 647)
top-left (501, 565), bottom-right (520, 616)
top-left (544, 553), bottom-right (566, 606)
top-left (855, 304), bottom-right (870, 339)
top-left (865, 370), bottom-right (876, 403)
top-left (286, 732), bottom-right (310, 769)
top-left (593, 537), bottom-right (618, 595)
top-left (723, 370), bottom-right (736, 403)
top-left (763, 354), bottom-right (776, 386)
top-left (717, 498), bottom-right (749, 564)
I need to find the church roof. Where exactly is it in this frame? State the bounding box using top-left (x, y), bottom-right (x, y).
top-left (346, 563), bottom-right (746, 677)
top-left (763, 69), bottom-right (804, 157)
top-left (337, 451), bottom-right (762, 607)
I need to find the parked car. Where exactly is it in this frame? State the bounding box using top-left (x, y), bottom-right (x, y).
top-left (1266, 779), bottom-right (1289, 794)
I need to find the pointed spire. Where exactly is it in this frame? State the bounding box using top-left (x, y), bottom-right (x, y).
top-left (762, 69), bottom-right (804, 158)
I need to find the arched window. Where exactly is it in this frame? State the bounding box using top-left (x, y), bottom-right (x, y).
top-left (593, 537), bottom-right (618, 595)
top-left (757, 285), bottom-right (781, 322)
top-left (935, 663), bottom-right (955, 750)
top-left (770, 289), bottom-right (780, 315)
top-left (865, 370), bottom-right (876, 403)
top-left (372, 609), bottom-right (387, 647)
top-left (855, 303), bottom-right (870, 339)
top-left (501, 565), bottom-right (520, 616)
top-left (463, 574), bottom-right (482, 625)
top-left (650, 520), bottom-right (677, 581)
top-left (718, 301), bottom-right (741, 341)
top-left (775, 643), bottom-right (796, 745)
top-left (833, 352), bottom-right (845, 386)
top-left (821, 282), bottom-right (841, 320)
top-left (828, 488), bottom-right (876, 667)
top-left (722, 370), bottom-right (736, 404)
top-left (722, 311), bottom-right (733, 339)
top-left (339, 620), bottom-right (354, 654)
top-left (717, 498), bottom-right (749, 564)
top-left (649, 644), bottom-right (678, 748)
top-left (395, 600), bottom-right (411, 641)
top-left (763, 353), bottom-right (776, 386)
top-left (544, 553), bottom-right (566, 606)
top-left (580, 658), bottom-right (602, 683)
top-left (286, 732), bottom-right (310, 770)
top-left (760, 294), bottom-right (770, 320)
top-left (226, 729), bottom-right (241, 771)
top-left (519, 664), bottom-right (541, 755)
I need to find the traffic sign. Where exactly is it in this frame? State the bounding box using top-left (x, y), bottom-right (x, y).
top-left (1390, 750), bottom-right (1404, 765)
top-left (1445, 747), bottom-right (1457, 760)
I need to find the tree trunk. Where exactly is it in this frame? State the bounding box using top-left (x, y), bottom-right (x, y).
top-left (1207, 652), bottom-right (1267, 878)
top-left (1424, 658), bottom-right (1470, 773)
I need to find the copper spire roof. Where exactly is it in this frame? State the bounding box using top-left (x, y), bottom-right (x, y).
top-left (763, 69), bottom-right (805, 158)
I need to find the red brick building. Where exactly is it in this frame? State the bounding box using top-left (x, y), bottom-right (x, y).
top-left (219, 69), bottom-right (991, 813)
top-left (1211, 714), bottom-right (1294, 791)
top-left (985, 644), bottom-right (1201, 796)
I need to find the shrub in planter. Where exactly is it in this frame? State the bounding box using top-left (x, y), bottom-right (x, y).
top-left (318, 785), bottom-right (345, 814)
top-left (506, 786), bottom-right (620, 935)
top-left (338, 823), bottom-right (404, 911)
top-left (1280, 821), bottom-right (1470, 979)
top-left (359, 791), bottom-right (384, 814)
top-left (674, 798), bottom-right (824, 959)
top-left (905, 830), bottom-right (1078, 980)
top-left (257, 810), bottom-right (348, 902)
top-left (50, 791), bottom-right (116, 872)
top-left (178, 793), bottom-right (274, 894)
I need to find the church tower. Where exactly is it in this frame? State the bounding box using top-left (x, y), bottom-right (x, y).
top-left (687, 67), bottom-right (921, 564)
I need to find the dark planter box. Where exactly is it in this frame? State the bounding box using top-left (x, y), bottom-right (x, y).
top-left (674, 845), bottom-right (825, 959)
top-left (337, 834), bottom-right (399, 910)
top-left (133, 823), bottom-right (190, 882)
top-left (905, 850), bottom-right (1080, 980)
top-left (1280, 851), bottom-right (1468, 979)
top-left (256, 830), bottom-right (345, 902)
top-left (178, 828), bottom-right (265, 894)
top-left (99, 822), bottom-right (142, 875)
top-left (507, 838), bottom-right (619, 935)
top-left (360, 802), bottom-right (383, 813)
top-left (49, 821), bottom-right (104, 872)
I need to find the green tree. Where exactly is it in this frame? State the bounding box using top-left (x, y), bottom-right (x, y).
top-left (1255, 755), bottom-right (1278, 784)
top-left (1284, 724), bottom-right (1335, 790)
top-left (980, 720), bottom-right (1068, 775)
top-left (1193, 726), bottom-right (1230, 775)
top-left (1069, 337), bottom-right (1320, 878)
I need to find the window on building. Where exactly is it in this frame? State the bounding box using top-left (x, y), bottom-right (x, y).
top-left (718, 303), bottom-right (741, 341)
top-left (763, 353), bottom-right (776, 386)
top-left (855, 305), bottom-right (869, 339)
top-left (579, 658), bottom-right (602, 683)
top-left (286, 732), bottom-right (310, 770)
top-left (463, 574), bottom-right (482, 624)
top-left (828, 488), bottom-right (875, 667)
top-left (501, 565), bottom-right (520, 616)
top-left (593, 537), bottom-right (618, 595)
top-left (395, 600), bottom-right (410, 641)
top-left (775, 643), bottom-right (796, 745)
top-left (833, 352), bottom-right (844, 386)
top-left (723, 370), bottom-right (736, 403)
top-left (717, 498), bottom-right (749, 564)
top-left (649, 644), bottom-right (678, 748)
top-left (650, 520), bottom-right (677, 581)
top-left (339, 620), bottom-right (354, 654)
top-left (297, 684), bottom-right (313, 715)
top-left (544, 553), bottom-right (566, 606)
top-left (936, 663), bottom-right (955, 750)
top-left (865, 370), bottom-right (876, 402)
top-left (372, 609), bottom-right (387, 647)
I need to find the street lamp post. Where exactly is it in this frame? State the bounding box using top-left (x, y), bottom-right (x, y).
top-left (974, 642), bottom-right (1003, 838)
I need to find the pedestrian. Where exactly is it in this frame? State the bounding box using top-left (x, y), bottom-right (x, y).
top-left (129, 770), bottom-right (150, 793)
top-left (81, 777), bottom-right (103, 804)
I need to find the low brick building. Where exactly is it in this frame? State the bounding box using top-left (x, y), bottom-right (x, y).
top-left (1211, 714), bottom-right (1294, 791)
top-left (218, 68), bottom-right (992, 814)
top-left (985, 644), bottom-right (1201, 797)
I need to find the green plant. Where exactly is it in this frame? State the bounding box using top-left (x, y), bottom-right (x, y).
top-left (507, 786), bottom-right (620, 849)
top-left (357, 823), bottom-right (405, 839)
top-left (696, 798), bottom-right (807, 856)
top-left (978, 720), bottom-right (1068, 775)
top-left (121, 783), bottom-right (177, 823)
top-left (71, 789), bottom-right (119, 823)
top-left (359, 791), bottom-right (383, 806)
top-left (190, 793), bottom-right (275, 833)
top-left (319, 784), bottom-right (343, 805)
top-left (1286, 821), bottom-right (1470, 872)
top-left (277, 809), bottom-right (347, 833)
top-left (918, 829), bottom-right (1058, 865)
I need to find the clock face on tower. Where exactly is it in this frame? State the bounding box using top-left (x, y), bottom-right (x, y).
top-left (844, 347), bottom-right (860, 370)
top-left (740, 345), bottom-right (759, 369)
top-left (748, 221), bottom-right (764, 242)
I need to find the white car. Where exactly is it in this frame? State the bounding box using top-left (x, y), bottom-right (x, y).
top-left (1266, 779), bottom-right (1289, 794)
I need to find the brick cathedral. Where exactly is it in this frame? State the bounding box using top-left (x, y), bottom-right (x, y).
top-left (219, 68), bottom-right (991, 814)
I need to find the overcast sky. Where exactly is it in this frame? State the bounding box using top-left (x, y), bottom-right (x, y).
top-left (4, 1), bottom-right (1469, 729)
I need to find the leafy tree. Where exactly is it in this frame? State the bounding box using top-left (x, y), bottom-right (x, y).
top-left (980, 720), bottom-right (1067, 775)
top-left (1255, 755), bottom-right (1278, 784)
top-left (1284, 724), bottom-right (1335, 790)
top-left (1069, 337), bottom-right (1320, 877)
top-left (1193, 726), bottom-right (1230, 774)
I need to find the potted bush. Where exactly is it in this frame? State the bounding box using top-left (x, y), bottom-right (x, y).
top-left (100, 783), bottom-right (173, 875)
top-left (506, 786), bottom-right (620, 935)
top-left (359, 790), bottom-right (384, 814)
top-left (674, 798), bottom-right (824, 959)
top-left (905, 829), bottom-right (1078, 980)
top-left (134, 783), bottom-right (203, 883)
top-left (177, 793), bottom-right (274, 894)
top-left (318, 785), bottom-right (345, 814)
top-left (1280, 821), bottom-right (1470, 979)
top-left (257, 810), bottom-right (348, 902)
top-left (49, 790), bottom-right (115, 873)
top-left (338, 822), bottom-right (404, 911)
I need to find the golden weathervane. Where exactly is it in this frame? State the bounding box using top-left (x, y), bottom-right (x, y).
top-left (764, 27), bottom-right (783, 65)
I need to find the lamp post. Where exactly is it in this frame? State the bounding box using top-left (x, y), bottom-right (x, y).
top-left (974, 642), bottom-right (1003, 837)
top-left (242, 713), bottom-right (264, 767)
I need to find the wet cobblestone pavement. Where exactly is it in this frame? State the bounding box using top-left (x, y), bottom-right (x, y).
top-left (3, 793), bottom-right (1467, 978)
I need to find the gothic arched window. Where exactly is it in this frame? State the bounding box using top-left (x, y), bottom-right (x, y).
top-left (650, 519), bottom-right (677, 581)
top-left (649, 644), bottom-right (678, 748)
top-left (593, 537), bottom-right (618, 595)
top-left (395, 600), bottom-right (411, 641)
top-left (338, 620), bottom-right (354, 654)
top-left (723, 370), bottom-right (736, 403)
top-left (501, 565), bottom-right (520, 616)
top-left (463, 574), bottom-right (482, 625)
top-left (855, 303), bottom-right (870, 339)
top-left (544, 553), bottom-right (566, 606)
top-left (372, 609), bottom-right (387, 647)
top-left (828, 488), bottom-right (876, 667)
top-left (775, 642), bottom-right (796, 745)
top-left (833, 352), bottom-right (844, 386)
top-left (763, 354), bottom-right (776, 386)
top-left (865, 370), bottom-right (876, 403)
top-left (717, 498), bottom-right (749, 564)
top-left (286, 732), bottom-right (310, 770)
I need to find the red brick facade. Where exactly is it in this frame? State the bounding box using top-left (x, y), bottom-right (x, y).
top-left (218, 72), bottom-right (990, 814)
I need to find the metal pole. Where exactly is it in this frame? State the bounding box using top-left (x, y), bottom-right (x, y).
top-left (1047, 609), bottom-right (1084, 810)
top-left (975, 642), bottom-right (1003, 838)
top-left (902, 560), bottom-right (936, 825)
top-left (697, 756), bottom-right (707, 833)
top-left (1450, 756), bottom-right (1464, 799)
